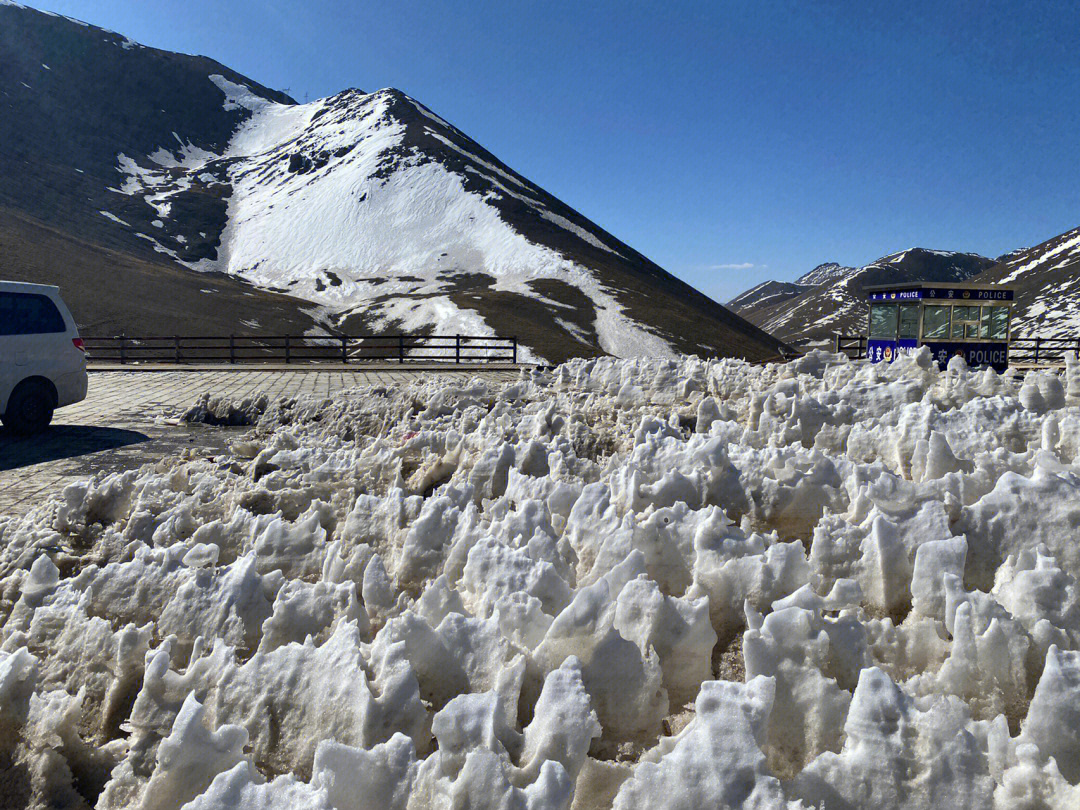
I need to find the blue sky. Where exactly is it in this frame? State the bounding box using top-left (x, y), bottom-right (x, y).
top-left (26, 0), bottom-right (1080, 301)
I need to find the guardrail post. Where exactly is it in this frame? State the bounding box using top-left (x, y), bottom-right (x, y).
top-left (341, 336), bottom-right (348, 363)
top-left (512, 337), bottom-right (517, 365)
top-left (174, 335), bottom-right (181, 364)
top-left (399, 335), bottom-right (405, 364)
top-left (229, 334), bottom-right (236, 364)
top-left (1034, 337), bottom-right (1040, 365)
top-left (455, 335), bottom-right (461, 364)
top-left (118, 334), bottom-right (126, 365)
top-left (284, 335), bottom-right (291, 364)
top-left (834, 333), bottom-right (840, 353)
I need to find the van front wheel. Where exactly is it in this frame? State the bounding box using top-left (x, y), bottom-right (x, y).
top-left (3, 380), bottom-right (55, 434)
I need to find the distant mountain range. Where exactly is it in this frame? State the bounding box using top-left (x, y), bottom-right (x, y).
top-left (730, 228), bottom-right (1080, 346)
top-left (0, 1), bottom-right (788, 364)
top-left (729, 249), bottom-right (997, 344)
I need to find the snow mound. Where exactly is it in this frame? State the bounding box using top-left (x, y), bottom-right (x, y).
top-left (3, 348), bottom-right (1080, 808)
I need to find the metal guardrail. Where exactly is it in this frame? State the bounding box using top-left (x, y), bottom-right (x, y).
top-left (83, 334), bottom-right (518, 365)
top-left (1006, 337), bottom-right (1080, 366)
top-left (833, 334), bottom-right (1079, 366)
top-left (833, 334), bottom-right (867, 359)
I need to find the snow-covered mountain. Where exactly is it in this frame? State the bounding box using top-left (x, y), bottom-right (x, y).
top-left (727, 279), bottom-right (812, 313)
top-left (0, 2), bottom-right (788, 363)
top-left (970, 226), bottom-right (1080, 338)
top-left (726, 264), bottom-right (864, 322)
top-left (794, 262), bottom-right (857, 287)
top-left (730, 249), bottom-right (996, 345)
top-left (732, 226), bottom-right (1080, 347)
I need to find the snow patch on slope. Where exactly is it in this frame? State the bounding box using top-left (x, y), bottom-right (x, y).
top-left (1000, 231), bottom-right (1080, 285)
top-left (208, 73), bottom-right (271, 113)
top-left (98, 210), bottom-right (128, 226)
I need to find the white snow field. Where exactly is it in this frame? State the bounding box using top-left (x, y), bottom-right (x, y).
top-left (4, 349), bottom-right (1080, 809)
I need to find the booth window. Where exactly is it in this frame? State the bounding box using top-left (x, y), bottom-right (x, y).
top-left (869, 304), bottom-right (899, 338)
top-left (898, 304), bottom-right (920, 338)
top-left (984, 306), bottom-right (1009, 340)
top-left (922, 305), bottom-right (950, 339)
top-left (951, 305), bottom-right (980, 339)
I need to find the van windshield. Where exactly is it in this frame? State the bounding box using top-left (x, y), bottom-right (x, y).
top-left (0, 291), bottom-right (66, 335)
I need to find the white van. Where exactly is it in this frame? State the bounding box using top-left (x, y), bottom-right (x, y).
top-left (0, 281), bottom-right (88, 433)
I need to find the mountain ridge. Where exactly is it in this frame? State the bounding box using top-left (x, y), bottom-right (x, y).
top-left (732, 228), bottom-right (1080, 347)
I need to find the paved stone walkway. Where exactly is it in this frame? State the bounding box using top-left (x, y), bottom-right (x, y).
top-left (0, 366), bottom-right (519, 519)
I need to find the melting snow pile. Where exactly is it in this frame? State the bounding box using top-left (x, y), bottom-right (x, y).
top-left (4, 348), bottom-right (1080, 809)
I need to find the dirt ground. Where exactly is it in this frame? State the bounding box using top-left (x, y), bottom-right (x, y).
top-left (0, 366), bottom-right (519, 518)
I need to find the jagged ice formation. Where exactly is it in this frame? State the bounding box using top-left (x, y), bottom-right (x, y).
top-left (4, 349), bottom-right (1080, 807)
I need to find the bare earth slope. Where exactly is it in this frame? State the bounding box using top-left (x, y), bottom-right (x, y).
top-left (0, 1), bottom-right (787, 364)
top-left (970, 225), bottom-right (1080, 338)
top-left (0, 207), bottom-right (320, 336)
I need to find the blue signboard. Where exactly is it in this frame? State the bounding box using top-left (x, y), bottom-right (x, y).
top-left (868, 287), bottom-right (1014, 302)
top-left (867, 338), bottom-right (919, 364)
top-left (868, 290), bottom-right (922, 301)
top-left (868, 339), bottom-right (1008, 371)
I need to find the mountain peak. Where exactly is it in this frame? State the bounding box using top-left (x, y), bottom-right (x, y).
top-left (0, 4), bottom-right (788, 364)
top-left (795, 262), bottom-right (850, 286)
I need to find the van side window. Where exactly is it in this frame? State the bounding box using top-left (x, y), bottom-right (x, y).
top-left (0, 292), bottom-right (67, 335)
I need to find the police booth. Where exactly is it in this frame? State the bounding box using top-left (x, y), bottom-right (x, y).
top-left (865, 282), bottom-right (1013, 371)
